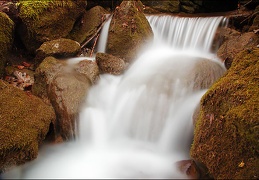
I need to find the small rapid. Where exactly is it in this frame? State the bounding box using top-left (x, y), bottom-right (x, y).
top-left (3, 15), bottom-right (227, 179)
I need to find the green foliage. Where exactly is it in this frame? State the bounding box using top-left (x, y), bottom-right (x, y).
top-left (18, 0), bottom-right (76, 20)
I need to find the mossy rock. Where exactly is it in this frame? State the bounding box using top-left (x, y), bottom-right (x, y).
top-left (217, 32), bottom-right (259, 69)
top-left (17, 0), bottom-right (85, 53)
top-left (96, 52), bottom-right (126, 75)
top-left (0, 80), bottom-right (55, 171)
top-left (32, 56), bottom-right (64, 102)
top-left (67, 6), bottom-right (109, 44)
top-left (191, 49), bottom-right (259, 179)
top-left (0, 12), bottom-right (14, 77)
top-left (107, 0), bottom-right (153, 63)
top-left (35, 38), bottom-right (81, 66)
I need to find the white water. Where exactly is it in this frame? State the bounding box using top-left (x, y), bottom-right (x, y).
top-left (96, 14), bottom-right (112, 53)
top-left (3, 15), bottom-right (226, 179)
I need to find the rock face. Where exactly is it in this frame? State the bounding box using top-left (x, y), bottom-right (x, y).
top-left (0, 12), bottom-right (14, 77)
top-left (35, 38), bottom-right (81, 66)
top-left (48, 72), bottom-right (92, 140)
top-left (17, 1), bottom-right (85, 52)
top-left (217, 31), bottom-right (259, 69)
top-left (32, 56), bottom-right (99, 140)
top-left (0, 80), bottom-right (55, 171)
top-left (68, 6), bottom-right (109, 44)
top-left (107, 0), bottom-right (153, 63)
top-left (187, 59), bottom-right (226, 90)
top-left (191, 49), bottom-right (259, 179)
top-left (74, 60), bottom-right (100, 84)
top-left (96, 52), bottom-right (126, 75)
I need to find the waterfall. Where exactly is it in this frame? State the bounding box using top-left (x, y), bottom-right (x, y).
top-left (3, 15), bottom-right (227, 179)
top-left (96, 14), bottom-right (112, 53)
top-left (147, 15), bottom-right (227, 53)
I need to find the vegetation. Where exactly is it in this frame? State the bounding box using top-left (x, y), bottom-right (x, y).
top-left (191, 49), bottom-right (259, 179)
top-left (18, 0), bottom-right (76, 20)
top-left (17, 0), bottom-right (83, 52)
top-left (107, 0), bottom-right (153, 62)
top-left (0, 12), bottom-right (14, 76)
top-left (0, 80), bottom-right (55, 171)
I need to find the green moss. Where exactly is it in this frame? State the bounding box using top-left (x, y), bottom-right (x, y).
top-left (0, 80), bottom-right (55, 170)
top-left (18, 0), bottom-right (75, 20)
top-left (107, 0), bottom-right (153, 62)
top-left (18, 0), bottom-right (83, 52)
top-left (191, 49), bottom-right (259, 179)
top-left (0, 12), bottom-right (14, 49)
top-left (0, 12), bottom-right (14, 77)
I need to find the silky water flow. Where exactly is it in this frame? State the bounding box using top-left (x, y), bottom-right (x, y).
top-left (3, 15), bottom-right (228, 179)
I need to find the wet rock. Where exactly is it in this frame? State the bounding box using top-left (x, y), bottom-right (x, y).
top-left (0, 12), bottom-right (14, 77)
top-left (17, 1), bottom-right (85, 52)
top-left (187, 58), bottom-right (226, 90)
top-left (217, 31), bottom-right (259, 69)
top-left (74, 60), bottom-right (100, 84)
top-left (96, 52), bottom-right (126, 75)
top-left (107, 0), bottom-right (153, 63)
top-left (191, 49), bottom-right (259, 179)
top-left (176, 159), bottom-right (200, 179)
top-left (32, 56), bottom-right (98, 140)
top-left (32, 56), bottom-right (64, 102)
top-left (34, 38), bottom-right (81, 66)
top-left (68, 6), bottom-right (109, 44)
top-left (48, 72), bottom-right (91, 140)
top-left (0, 79), bottom-right (55, 171)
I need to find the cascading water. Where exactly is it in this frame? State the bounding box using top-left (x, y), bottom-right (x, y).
top-left (96, 14), bottom-right (112, 53)
top-left (3, 15), bottom-right (227, 179)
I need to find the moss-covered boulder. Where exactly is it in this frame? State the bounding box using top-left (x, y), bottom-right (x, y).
top-left (107, 0), bottom-right (153, 63)
top-left (68, 6), bottom-right (109, 44)
top-left (35, 38), bottom-right (81, 66)
top-left (191, 49), bottom-right (259, 179)
top-left (96, 52), bottom-right (126, 75)
top-left (0, 12), bottom-right (14, 77)
top-left (0, 79), bottom-right (55, 171)
top-left (32, 56), bottom-right (99, 140)
top-left (17, 0), bottom-right (85, 53)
